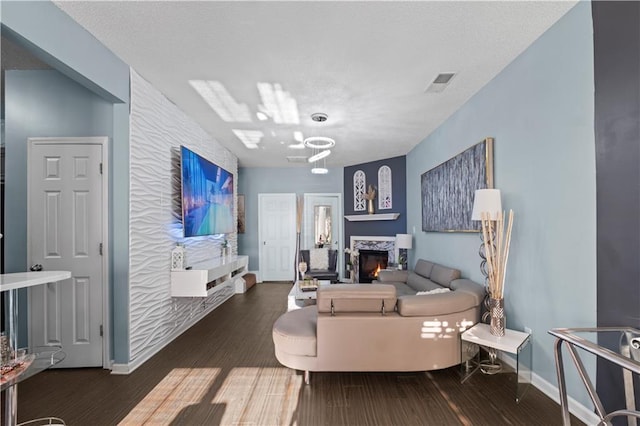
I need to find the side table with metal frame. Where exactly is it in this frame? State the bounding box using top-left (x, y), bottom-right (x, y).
top-left (461, 323), bottom-right (532, 403)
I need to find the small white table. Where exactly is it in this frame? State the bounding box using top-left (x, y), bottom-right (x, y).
top-left (460, 323), bottom-right (532, 402)
top-left (287, 280), bottom-right (331, 311)
top-left (1, 271), bottom-right (72, 426)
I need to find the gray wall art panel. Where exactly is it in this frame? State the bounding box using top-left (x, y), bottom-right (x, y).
top-left (421, 140), bottom-right (491, 232)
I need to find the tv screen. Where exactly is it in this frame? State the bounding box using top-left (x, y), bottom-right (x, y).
top-left (180, 145), bottom-right (234, 237)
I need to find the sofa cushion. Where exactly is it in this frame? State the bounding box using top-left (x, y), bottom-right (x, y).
top-left (397, 291), bottom-right (478, 317)
top-left (376, 269), bottom-right (409, 283)
top-left (272, 306), bottom-right (317, 356)
top-left (317, 284), bottom-right (396, 313)
top-left (406, 273), bottom-right (440, 292)
top-left (388, 282), bottom-right (418, 297)
top-left (413, 259), bottom-right (434, 279)
top-left (430, 264), bottom-right (461, 288)
top-left (450, 279), bottom-right (485, 306)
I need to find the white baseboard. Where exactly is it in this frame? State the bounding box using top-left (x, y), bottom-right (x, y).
top-left (110, 289), bottom-right (234, 375)
top-left (499, 354), bottom-right (599, 425)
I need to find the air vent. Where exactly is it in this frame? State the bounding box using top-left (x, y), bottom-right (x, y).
top-left (286, 156), bottom-right (309, 163)
top-left (425, 73), bottom-right (456, 93)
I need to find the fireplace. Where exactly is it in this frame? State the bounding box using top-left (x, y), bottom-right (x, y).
top-left (359, 250), bottom-right (388, 283)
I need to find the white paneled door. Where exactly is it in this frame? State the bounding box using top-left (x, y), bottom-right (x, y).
top-left (258, 193), bottom-right (297, 282)
top-left (28, 137), bottom-right (107, 368)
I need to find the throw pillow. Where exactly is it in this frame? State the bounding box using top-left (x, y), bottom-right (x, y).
top-left (415, 288), bottom-right (451, 295)
top-left (309, 248), bottom-right (329, 270)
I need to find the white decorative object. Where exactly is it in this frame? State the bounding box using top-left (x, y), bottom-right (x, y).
top-left (309, 248), bottom-right (329, 270)
top-left (353, 170), bottom-right (366, 211)
top-left (378, 165), bottom-right (392, 210)
top-left (171, 243), bottom-right (186, 271)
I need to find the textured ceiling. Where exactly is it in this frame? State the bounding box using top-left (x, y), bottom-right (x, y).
top-left (52, 1), bottom-right (577, 168)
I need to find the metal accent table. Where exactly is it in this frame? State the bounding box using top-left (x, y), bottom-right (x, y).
top-left (461, 323), bottom-right (532, 402)
top-left (549, 327), bottom-right (640, 426)
top-left (1, 271), bottom-right (71, 426)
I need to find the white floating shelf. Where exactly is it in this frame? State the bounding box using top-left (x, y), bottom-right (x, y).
top-left (344, 213), bottom-right (400, 222)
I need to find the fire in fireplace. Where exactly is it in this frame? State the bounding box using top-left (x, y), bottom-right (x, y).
top-left (359, 249), bottom-right (389, 283)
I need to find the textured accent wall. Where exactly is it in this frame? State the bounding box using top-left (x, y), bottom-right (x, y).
top-left (129, 70), bottom-right (237, 362)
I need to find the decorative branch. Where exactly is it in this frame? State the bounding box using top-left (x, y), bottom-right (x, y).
top-left (480, 210), bottom-right (514, 299)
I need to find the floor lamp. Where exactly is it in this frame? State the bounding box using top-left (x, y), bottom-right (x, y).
top-left (395, 234), bottom-right (412, 270)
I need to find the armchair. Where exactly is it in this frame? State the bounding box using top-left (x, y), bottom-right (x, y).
top-left (299, 249), bottom-right (338, 282)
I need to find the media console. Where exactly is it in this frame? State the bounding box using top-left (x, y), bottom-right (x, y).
top-left (170, 255), bottom-right (249, 297)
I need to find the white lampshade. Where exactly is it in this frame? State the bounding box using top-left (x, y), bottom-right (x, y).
top-left (396, 234), bottom-right (413, 250)
top-left (471, 189), bottom-right (502, 220)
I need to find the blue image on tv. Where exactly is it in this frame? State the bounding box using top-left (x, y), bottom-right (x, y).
top-left (180, 146), bottom-right (234, 237)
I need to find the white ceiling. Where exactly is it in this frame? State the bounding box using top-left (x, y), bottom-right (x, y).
top-left (53, 1), bottom-right (577, 168)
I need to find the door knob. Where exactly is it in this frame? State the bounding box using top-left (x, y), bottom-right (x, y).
top-left (30, 264), bottom-right (43, 271)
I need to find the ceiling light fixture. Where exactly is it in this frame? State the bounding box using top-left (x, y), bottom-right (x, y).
top-left (311, 166), bottom-right (329, 175)
top-left (303, 136), bottom-right (335, 149)
top-left (308, 149), bottom-right (331, 163)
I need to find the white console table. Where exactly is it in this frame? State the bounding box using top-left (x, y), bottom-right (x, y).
top-left (1, 271), bottom-right (71, 426)
top-left (170, 255), bottom-right (249, 297)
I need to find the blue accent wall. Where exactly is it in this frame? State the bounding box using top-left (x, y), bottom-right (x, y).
top-left (406, 3), bottom-right (595, 408)
top-left (343, 156), bottom-right (407, 247)
top-left (4, 69), bottom-right (114, 345)
top-left (238, 167), bottom-right (343, 270)
top-left (2, 0), bottom-right (131, 364)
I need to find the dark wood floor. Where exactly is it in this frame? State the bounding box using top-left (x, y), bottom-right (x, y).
top-left (8, 283), bottom-right (583, 425)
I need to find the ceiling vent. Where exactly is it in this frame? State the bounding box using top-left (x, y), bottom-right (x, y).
top-left (425, 73), bottom-right (456, 93)
top-left (286, 156), bottom-right (309, 163)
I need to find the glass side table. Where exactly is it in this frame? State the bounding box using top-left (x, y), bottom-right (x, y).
top-left (461, 323), bottom-right (532, 402)
top-left (548, 327), bottom-right (640, 426)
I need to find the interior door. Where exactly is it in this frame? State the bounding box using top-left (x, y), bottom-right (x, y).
top-left (28, 137), bottom-right (106, 368)
top-left (258, 193), bottom-right (296, 282)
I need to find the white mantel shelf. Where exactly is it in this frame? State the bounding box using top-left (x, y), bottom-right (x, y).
top-left (345, 213), bottom-right (400, 222)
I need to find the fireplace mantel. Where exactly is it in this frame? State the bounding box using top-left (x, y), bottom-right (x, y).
top-left (344, 213), bottom-right (400, 221)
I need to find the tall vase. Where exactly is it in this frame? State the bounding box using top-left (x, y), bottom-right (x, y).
top-left (489, 297), bottom-right (505, 337)
top-left (367, 199), bottom-right (375, 215)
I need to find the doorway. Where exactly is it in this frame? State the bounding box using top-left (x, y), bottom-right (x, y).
top-left (258, 193), bottom-right (297, 282)
top-left (27, 137), bottom-right (109, 368)
top-left (303, 193), bottom-right (343, 280)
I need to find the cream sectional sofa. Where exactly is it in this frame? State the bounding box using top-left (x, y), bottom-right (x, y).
top-left (272, 260), bottom-right (485, 383)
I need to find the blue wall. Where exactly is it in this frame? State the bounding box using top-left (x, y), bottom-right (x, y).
top-left (406, 3), bottom-right (595, 407)
top-left (343, 155), bottom-right (407, 250)
top-left (4, 69), bottom-right (114, 344)
top-left (2, 0), bottom-right (131, 363)
top-left (238, 167), bottom-right (343, 270)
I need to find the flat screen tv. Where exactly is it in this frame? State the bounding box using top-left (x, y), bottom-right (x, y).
top-left (180, 145), bottom-right (234, 237)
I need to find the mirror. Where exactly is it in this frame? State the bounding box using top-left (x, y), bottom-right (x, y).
top-left (314, 205), bottom-right (332, 248)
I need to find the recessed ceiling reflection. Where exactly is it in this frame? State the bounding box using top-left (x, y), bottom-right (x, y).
top-left (257, 82), bottom-right (300, 125)
top-left (189, 80), bottom-right (252, 123)
top-left (232, 129), bottom-right (264, 149)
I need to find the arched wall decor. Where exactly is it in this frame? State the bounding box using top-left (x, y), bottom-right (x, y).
top-left (378, 165), bottom-right (392, 210)
top-left (353, 170), bottom-right (366, 211)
